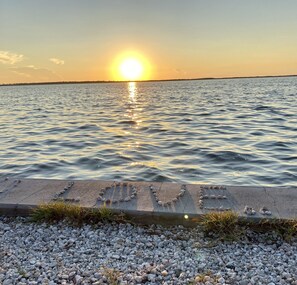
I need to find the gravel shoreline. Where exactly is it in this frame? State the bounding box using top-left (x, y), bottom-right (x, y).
top-left (1, 217), bottom-right (296, 285)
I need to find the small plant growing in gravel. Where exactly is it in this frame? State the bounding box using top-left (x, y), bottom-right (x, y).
top-left (31, 202), bottom-right (87, 225)
top-left (98, 203), bottom-right (114, 221)
top-left (17, 267), bottom-right (27, 278)
top-left (248, 218), bottom-right (297, 242)
top-left (101, 267), bottom-right (121, 285)
top-left (189, 271), bottom-right (219, 284)
top-left (199, 211), bottom-right (240, 240)
top-left (30, 202), bottom-right (121, 225)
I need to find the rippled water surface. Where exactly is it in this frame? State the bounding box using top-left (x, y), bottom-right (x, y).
top-left (1, 78), bottom-right (297, 186)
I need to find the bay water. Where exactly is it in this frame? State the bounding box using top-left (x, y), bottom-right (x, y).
top-left (1, 77), bottom-right (297, 187)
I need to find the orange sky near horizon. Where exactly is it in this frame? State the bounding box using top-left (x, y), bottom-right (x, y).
top-left (1, 1), bottom-right (297, 84)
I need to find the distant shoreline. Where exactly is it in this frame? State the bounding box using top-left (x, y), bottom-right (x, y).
top-left (1, 74), bottom-right (297, 87)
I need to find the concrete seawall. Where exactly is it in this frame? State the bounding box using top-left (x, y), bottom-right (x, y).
top-left (0, 178), bottom-right (296, 223)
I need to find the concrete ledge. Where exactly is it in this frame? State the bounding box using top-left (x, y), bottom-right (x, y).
top-left (0, 178), bottom-right (296, 223)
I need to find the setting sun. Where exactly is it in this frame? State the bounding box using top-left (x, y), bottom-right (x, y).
top-left (111, 51), bottom-right (152, 81)
top-left (119, 58), bottom-right (143, 81)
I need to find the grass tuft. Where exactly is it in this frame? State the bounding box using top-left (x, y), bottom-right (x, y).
top-left (101, 267), bottom-right (121, 285)
top-left (198, 211), bottom-right (297, 242)
top-left (199, 211), bottom-right (241, 241)
top-left (246, 218), bottom-right (297, 242)
top-left (98, 203), bottom-right (114, 221)
top-left (30, 202), bottom-right (123, 225)
top-left (30, 203), bottom-right (297, 242)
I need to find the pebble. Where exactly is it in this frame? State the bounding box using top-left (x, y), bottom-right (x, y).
top-left (0, 217), bottom-right (296, 285)
top-left (75, 275), bottom-right (83, 284)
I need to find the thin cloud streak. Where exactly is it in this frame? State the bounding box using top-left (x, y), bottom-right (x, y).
top-left (9, 65), bottom-right (61, 82)
top-left (49, 58), bottom-right (65, 65)
top-left (0, 51), bottom-right (24, 65)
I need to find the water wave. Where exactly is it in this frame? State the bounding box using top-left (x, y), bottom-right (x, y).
top-left (1, 77), bottom-right (297, 187)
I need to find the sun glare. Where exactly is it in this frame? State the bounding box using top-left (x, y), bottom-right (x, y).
top-left (111, 51), bottom-right (151, 81)
top-left (120, 58), bottom-right (143, 81)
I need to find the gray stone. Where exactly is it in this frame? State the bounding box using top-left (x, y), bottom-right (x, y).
top-left (0, 215), bottom-right (297, 285)
top-left (75, 275), bottom-right (83, 284)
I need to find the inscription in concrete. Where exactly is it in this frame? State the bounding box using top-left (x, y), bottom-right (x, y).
top-left (0, 178), bottom-right (21, 194)
top-left (199, 185), bottom-right (233, 211)
top-left (0, 178), bottom-right (296, 221)
top-left (97, 182), bottom-right (138, 205)
top-left (52, 181), bottom-right (79, 202)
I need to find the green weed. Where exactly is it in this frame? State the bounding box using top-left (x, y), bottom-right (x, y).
top-left (199, 211), bottom-right (240, 241)
top-left (30, 202), bottom-right (122, 225)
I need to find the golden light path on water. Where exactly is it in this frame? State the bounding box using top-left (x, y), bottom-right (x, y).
top-left (120, 82), bottom-right (140, 157)
top-left (1, 78), bottom-right (296, 186)
top-left (128, 81), bottom-right (137, 103)
top-left (123, 82), bottom-right (158, 169)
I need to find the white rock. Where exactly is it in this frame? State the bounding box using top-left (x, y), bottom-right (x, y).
top-left (161, 270), bottom-right (168, 276)
top-left (0, 216), bottom-right (296, 285)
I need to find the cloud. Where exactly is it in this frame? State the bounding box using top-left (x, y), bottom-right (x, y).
top-left (0, 50), bottom-right (24, 65)
top-left (175, 68), bottom-right (187, 74)
top-left (9, 65), bottom-right (61, 82)
top-left (49, 57), bottom-right (65, 65)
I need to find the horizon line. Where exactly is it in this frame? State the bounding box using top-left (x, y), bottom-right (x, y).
top-left (1, 73), bottom-right (297, 87)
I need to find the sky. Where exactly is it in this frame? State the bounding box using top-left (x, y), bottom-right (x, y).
top-left (1, 0), bottom-right (297, 84)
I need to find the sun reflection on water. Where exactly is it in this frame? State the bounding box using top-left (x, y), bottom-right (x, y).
top-left (125, 82), bottom-right (143, 127)
top-left (118, 82), bottom-right (143, 160)
top-left (128, 81), bottom-right (137, 103)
